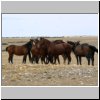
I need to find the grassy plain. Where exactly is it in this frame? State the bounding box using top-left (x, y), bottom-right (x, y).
top-left (1, 36), bottom-right (98, 86)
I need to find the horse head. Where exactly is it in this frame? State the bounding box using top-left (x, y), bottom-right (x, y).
top-left (74, 41), bottom-right (80, 46)
top-left (30, 39), bottom-right (34, 44)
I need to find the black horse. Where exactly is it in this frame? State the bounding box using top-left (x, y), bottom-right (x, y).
top-left (67, 41), bottom-right (98, 66)
top-left (6, 39), bottom-right (34, 64)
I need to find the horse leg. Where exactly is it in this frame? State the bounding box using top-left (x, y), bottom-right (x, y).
top-left (41, 56), bottom-right (44, 64)
top-left (76, 55), bottom-right (79, 65)
top-left (44, 56), bottom-right (48, 64)
top-left (25, 54), bottom-right (27, 63)
top-left (34, 56), bottom-right (36, 64)
top-left (41, 56), bottom-right (45, 64)
top-left (11, 55), bottom-right (14, 64)
top-left (57, 56), bottom-right (60, 64)
top-left (28, 52), bottom-right (32, 63)
top-left (49, 54), bottom-right (53, 64)
top-left (54, 55), bottom-right (58, 64)
top-left (91, 56), bottom-right (94, 66)
top-left (79, 56), bottom-right (82, 65)
top-left (23, 55), bottom-right (27, 64)
top-left (53, 56), bottom-right (56, 64)
top-left (67, 54), bottom-right (71, 65)
top-left (46, 55), bottom-right (49, 64)
top-left (87, 58), bottom-right (90, 65)
top-left (36, 56), bottom-right (39, 64)
top-left (47, 55), bottom-right (50, 64)
top-left (32, 55), bottom-right (37, 64)
top-left (31, 56), bottom-right (34, 64)
top-left (62, 54), bottom-right (67, 64)
top-left (8, 53), bottom-right (13, 63)
top-left (43, 56), bottom-right (46, 64)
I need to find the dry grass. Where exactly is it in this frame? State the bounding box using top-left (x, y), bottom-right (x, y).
top-left (1, 36), bottom-right (98, 86)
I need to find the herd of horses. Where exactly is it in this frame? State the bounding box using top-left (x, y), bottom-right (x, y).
top-left (6, 37), bottom-right (98, 66)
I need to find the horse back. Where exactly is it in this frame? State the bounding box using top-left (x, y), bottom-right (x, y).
top-left (6, 45), bottom-right (15, 52)
top-left (7, 45), bottom-right (28, 55)
top-left (75, 45), bottom-right (90, 56)
top-left (15, 45), bottom-right (28, 55)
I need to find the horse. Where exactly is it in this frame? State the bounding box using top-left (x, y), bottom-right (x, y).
top-left (37, 38), bottom-right (72, 64)
top-left (31, 43), bottom-right (40, 64)
top-left (6, 39), bottom-right (34, 64)
top-left (32, 38), bottom-right (48, 64)
top-left (67, 41), bottom-right (98, 66)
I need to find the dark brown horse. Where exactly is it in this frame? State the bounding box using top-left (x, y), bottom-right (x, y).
top-left (32, 38), bottom-right (48, 64)
top-left (67, 41), bottom-right (98, 66)
top-left (37, 38), bottom-right (72, 64)
top-left (31, 43), bottom-right (40, 64)
top-left (32, 38), bottom-right (65, 64)
top-left (52, 39), bottom-right (67, 64)
top-left (6, 39), bottom-right (34, 64)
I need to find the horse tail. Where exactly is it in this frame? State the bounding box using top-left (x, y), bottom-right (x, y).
top-left (6, 46), bottom-right (8, 51)
top-left (89, 45), bottom-right (98, 53)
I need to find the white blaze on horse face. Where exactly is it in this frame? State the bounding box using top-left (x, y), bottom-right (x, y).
top-left (33, 42), bottom-right (35, 45)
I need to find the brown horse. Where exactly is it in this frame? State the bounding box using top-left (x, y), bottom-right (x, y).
top-left (6, 39), bottom-right (34, 64)
top-left (32, 38), bottom-right (65, 64)
top-left (33, 38), bottom-right (49, 64)
top-left (37, 38), bottom-right (72, 64)
top-left (67, 41), bottom-right (98, 66)
top-left (31, 43), bottom-right (40, 64)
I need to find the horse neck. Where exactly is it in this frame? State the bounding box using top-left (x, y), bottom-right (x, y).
top-left (43, 39), bottom-right (51, 48)
top-left (24, 41), bottom-right (32, 50)
top-left (67, 42), bottom-right (75, 52)
top-left (71, 44), bottom-right (80, 53)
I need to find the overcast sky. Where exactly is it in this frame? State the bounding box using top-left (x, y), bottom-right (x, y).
top-left (2, 14), bottom-right (98, 37)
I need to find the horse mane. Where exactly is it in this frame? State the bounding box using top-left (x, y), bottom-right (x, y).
top-left (23, 40), bottom-right (33, 51)
top-left (24, 41), bottom-right (31, 46)
top-left (67, 41), bottom-right (75, 46)
top-left (42, 38), bottom-right (51, 45)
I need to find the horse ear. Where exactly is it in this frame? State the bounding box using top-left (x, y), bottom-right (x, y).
top-left (37, 38), bottom-right (40, 41)
top-left (40, 37), bottom-right (44, 40)
top-left (30, 39), bottom-right (34, 42)
top-left (33, 42), bottom-right (35, 45)
top-left (40, 37), bottom-right (42, 40)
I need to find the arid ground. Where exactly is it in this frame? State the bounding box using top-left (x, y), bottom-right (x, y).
top-left (1, 36), bottom-right (98, 86)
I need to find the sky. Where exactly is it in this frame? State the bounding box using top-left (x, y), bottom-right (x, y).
top-left (2, 14), bottom-right (98, 37)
